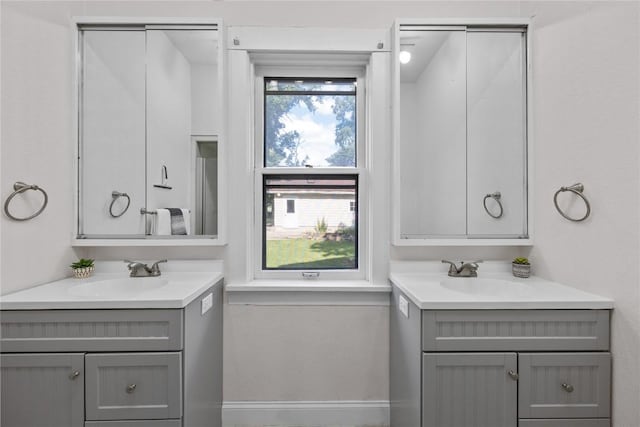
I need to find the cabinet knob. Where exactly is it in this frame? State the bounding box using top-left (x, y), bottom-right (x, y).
top-left (507, 370), bottom-right (519, 381)
top-left (126, 384), bottom-right (137, 394)
top-left (561, 383), bottom-right (575, 393)
top-left (69, 370), bottom-right (80, 380)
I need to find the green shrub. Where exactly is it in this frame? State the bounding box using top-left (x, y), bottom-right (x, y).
top-left (315, 217), bottom-right (328, 234)
top-left (513, 257), bottom-right (530, 265)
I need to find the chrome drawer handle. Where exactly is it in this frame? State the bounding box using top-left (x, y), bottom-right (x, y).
top-left (562, 383), bottom-right (575, 393)
top-left (69, 370), bottom-right (80, 380)
top-left (508, 370), bottom-right (519, 381)
top-left (126, 384), bottom-right (137, 394)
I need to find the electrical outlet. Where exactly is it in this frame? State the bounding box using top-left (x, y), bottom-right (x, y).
top-left (201, 293), bottom-right (213, 315)
top-left (399, 295), bottom-right (409, 318)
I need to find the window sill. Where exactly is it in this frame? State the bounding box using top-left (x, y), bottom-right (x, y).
top-left (225, 280), bottom-right (391, 305)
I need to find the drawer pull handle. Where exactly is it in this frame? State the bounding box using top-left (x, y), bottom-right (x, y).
top-left (562, 383), bottom-right (574, 393)
top-left (507, 370), bottom-right (519, 381)
top-left (69, 370), bottom-right (80, 380)
top-left (126, 384), bottom-right (137, 394)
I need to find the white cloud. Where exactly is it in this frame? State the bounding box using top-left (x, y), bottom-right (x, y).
top-left (281, 111), bottom-right (336, 166)
top-left (312, 97), bottom-right (335, 116)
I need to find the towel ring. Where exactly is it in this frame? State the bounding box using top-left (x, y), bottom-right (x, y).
top-left (4, 182), bottom-right (48, 221)
top-left (109, 191), bottom-right (130, 218)
top-left (483, 192), bottom-right (503, 219)
top-left (554, 183), bottom-right (591, 222)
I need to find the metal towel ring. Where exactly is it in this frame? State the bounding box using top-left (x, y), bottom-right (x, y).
top-left (109, 191), bottom-right (130, 218)
top-left (483, 192), bottom-right (503, 219)
top-left (4, 182), bottom-right (48, 221)
top-left (554, 183), bottom-right (591, 222)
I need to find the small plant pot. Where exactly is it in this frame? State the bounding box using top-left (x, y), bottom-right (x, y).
top-left (512, 263), bottom-right (530, 278)
top-left (72, 266), bottom-right (95, 279)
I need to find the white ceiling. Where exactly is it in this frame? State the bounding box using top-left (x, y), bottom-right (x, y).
top-left (400, 31), bottom-right (450, 83)
top-left (165, 30), bottom-right (218, 65)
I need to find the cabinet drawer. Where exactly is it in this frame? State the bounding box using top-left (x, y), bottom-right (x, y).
top-left (520, 420), bottom-right (610, 427)
top-left (422, 310), bottom-right (609, 351)
top-left (519, 353), bottom-right (611, 419)
top-left (86, 421), bottom-right (181, 427)
top-left (86, 352), bottom-right (182, 421)
top-left (1, 310), bottom-right (183, 352)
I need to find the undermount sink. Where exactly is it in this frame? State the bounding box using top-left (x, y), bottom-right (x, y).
top-left (440, 277), bottom-right (533, 296)
top-left (69, 277), bottom-right (169, 298)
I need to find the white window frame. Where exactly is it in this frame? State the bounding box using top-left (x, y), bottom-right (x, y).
top-left (253, 62), bottom-right (369, 280)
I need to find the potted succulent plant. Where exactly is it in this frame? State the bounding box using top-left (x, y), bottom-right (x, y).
top-left (70, 258), bottom-right (95, 279)
top-left (512, 257), bottom-right (531, 278)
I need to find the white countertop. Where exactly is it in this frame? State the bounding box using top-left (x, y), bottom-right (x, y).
top-left (0, 261), bottom-right (223, 310)
top-left (390, 261), bottom-right (614, 310)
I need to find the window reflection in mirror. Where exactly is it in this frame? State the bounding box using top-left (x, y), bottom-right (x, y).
top-left (78, 26), bottom-right (219, 239)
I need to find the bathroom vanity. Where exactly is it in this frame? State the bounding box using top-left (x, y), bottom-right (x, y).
top-left (0, 264), bottom-right (223, 427)
top-left (389, 263), bottom-right (614, 427)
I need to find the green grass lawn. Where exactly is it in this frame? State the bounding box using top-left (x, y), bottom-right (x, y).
top-left (266, 238), bottom-right (356, 269)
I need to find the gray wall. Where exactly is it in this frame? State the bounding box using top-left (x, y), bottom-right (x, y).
top-left (1, 2), bottom-right (639, 425)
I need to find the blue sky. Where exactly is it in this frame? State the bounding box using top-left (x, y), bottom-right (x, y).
top-left (278, 96), bottom-right (339, 167)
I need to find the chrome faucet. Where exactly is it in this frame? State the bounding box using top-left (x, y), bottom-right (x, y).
top-left (441, 260), bottom-right (483, 277)
top-left (125, 260), bottom-right (167, 277)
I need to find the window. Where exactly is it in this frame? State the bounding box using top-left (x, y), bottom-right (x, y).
top-left (263, 175), bottom-right (358, 270)
top-left (264, 78), bottom-right (356, 167)
top-left (258, 75), bottom-right (363, 276)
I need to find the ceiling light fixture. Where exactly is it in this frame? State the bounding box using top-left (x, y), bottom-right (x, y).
top-left (399, 50), bottom-right (412, 65)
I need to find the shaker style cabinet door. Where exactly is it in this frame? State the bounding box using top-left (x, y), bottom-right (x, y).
top-left (0, 353), bottom-right (84, 427)
top-left (422, 352), bottom-right (518, 427)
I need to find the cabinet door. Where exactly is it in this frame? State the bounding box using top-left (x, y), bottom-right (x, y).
top-left (80, 29), bottom-right (146, 236)
top-left (0, 353), bottom-right (84, 427)
top-left (467, 30), bottom-right (527, 237)
top-left (519, 353), bottom-right (611, 419)
top-left (423, 352), bottom-right (517, 427)
top-left (85, 352), bottom-right (182, 421)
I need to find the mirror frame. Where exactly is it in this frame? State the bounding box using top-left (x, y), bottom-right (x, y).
top-left (391, 18), bottom-right (533, 246)
top-left (71, 17), bottom-right (226, 247)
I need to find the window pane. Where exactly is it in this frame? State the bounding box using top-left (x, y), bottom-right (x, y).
top-left (265, 78), bottom-right (357, 92)
top-left (264, 175), bottom-right (357, 270)
top-left (264, 78), bottom-right (356, 167)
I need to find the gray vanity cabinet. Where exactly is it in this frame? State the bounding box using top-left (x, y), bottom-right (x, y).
top-left (0, 353), bottom-right (85, 427)
top-left (390, 285), bottom-right (612, 427)
top-left (0, 279), bottom-right (223, 427)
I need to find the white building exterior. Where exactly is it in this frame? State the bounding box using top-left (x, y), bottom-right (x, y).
top-left (272, 191), bottom-right (355, 232)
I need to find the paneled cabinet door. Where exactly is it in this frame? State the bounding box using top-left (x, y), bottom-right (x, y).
top-left (422, 352), bottom-right (518, 427)
top-left (0, 353), bottom-right (84, 427)
top-left (519, 353), bottom-right (611, 419)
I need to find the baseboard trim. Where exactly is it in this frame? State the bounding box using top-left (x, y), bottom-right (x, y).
top-left (222, 400), bottom-right (390, 427)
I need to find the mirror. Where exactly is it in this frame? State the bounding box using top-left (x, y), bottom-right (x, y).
top-left (78, 25), bottom-right (220, 239)
top-left (396, 25), bottom-right (528, 241)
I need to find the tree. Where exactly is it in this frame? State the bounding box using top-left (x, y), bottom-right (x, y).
top-left (264, 83), bottom-right (316, 167)
top-left (325, 95), bottom-right (356, 166)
